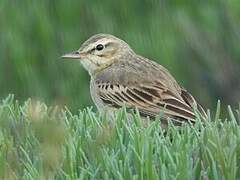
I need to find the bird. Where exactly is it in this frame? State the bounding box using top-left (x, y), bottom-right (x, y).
top-left (62, 34), bottom-right (207, 126)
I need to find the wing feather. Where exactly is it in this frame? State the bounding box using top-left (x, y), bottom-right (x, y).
top-left (96, 81), bottom-right (205, 124)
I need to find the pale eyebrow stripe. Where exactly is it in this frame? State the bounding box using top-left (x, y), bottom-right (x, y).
top-left (87, 42), bottom-right (113, 54)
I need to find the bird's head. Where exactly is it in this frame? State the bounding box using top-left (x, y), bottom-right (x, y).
top-left (62, 34), bottom-right (133, 75)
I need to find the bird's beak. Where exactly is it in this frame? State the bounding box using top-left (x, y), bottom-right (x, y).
top-left (61, 50), bottom-right (84, 59)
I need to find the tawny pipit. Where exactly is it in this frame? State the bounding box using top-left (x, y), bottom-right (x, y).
top-left (62, 34), bottom-right (207, 125)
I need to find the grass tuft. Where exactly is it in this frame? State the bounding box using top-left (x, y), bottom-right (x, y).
top-left (0, 95), bottom-right (239, 179)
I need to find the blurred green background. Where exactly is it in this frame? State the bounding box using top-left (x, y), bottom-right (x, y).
top-left (1, 0), bottom-right (240, 112)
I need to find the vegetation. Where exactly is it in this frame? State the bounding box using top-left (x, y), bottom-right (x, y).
top-left (0, 95), bottom-right (239, 179)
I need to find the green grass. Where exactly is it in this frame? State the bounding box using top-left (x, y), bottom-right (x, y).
top-left (0, 95), bottom-right (239, 179)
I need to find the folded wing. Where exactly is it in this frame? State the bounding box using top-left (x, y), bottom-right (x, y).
top-left (96, 80), bottom-right (206, 124)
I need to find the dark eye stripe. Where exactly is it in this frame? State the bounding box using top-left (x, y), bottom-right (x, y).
top-left (87, 42), bottom-right (113, 54)
top-left (104, 42), bottom-right (112, 47)
top-left (87, 48), bottom-right (95, 54)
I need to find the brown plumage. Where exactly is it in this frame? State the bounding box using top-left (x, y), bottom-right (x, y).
top-left (62, 34), bottom-right (207, 125)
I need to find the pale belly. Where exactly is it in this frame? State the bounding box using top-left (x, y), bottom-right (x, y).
top-left (90, 78), bottom-right (105, 110)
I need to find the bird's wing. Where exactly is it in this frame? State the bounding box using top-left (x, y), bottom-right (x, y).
top-left (95, 80), bottom-right (202, 124)
top-left (180, 87), bottom-right (207, 119)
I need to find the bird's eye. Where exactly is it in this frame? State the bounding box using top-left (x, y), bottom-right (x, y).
top-left (96, 44), bottom-right (104, 51)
